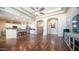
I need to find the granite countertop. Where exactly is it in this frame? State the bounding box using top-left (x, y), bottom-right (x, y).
top-left (17, 29), bottom-right (27, 32)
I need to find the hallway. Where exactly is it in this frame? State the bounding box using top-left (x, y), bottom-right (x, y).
top-left (0, 34), bottom-right (70, 51)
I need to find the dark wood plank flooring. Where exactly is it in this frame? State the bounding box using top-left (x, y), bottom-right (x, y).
top-left (0, 34), bottom-right (70, 51)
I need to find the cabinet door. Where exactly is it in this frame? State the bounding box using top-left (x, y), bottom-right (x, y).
top-left (74, 39), bottom-right (79, 51)
top-left (70, 37), bottom-right (74, 50)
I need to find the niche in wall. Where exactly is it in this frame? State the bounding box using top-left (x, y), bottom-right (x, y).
top-left (47, 18), bottom-right (58, 35)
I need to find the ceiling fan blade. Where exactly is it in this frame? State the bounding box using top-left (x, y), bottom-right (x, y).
top-left (39, 12), bottom-right (45, 15)
top-left (36, 7), bottom-right (39, 9)
top-left (30, 7), bottom-right (35, 10)
top-left (39, 8), bottom-right (45, 11)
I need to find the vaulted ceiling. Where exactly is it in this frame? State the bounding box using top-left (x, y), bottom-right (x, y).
top-left (0, 7), bottom-right (68, 23)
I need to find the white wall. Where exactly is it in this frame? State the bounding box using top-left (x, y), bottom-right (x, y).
top-left (57, 14), bottom-right (66, 36)
top-left (47, 14), bottom-right (66, 36)
top-left (66, 7), bottom-right (79, 32)
top-left (34, 8), bottom-right (79, 37)
top-left (5, 23), bottom-right (27, 29)
top-left (35, 13), bottom-right (66, 37)
top-left (5, 23), bottom-right (21, 29)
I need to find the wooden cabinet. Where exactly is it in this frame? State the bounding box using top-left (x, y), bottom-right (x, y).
top-left (0, 21), bottom-right (5, 32)
top-left (0, 20), bottom-right (6, 37)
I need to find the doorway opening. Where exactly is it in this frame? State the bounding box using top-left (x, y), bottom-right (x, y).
top-left (37, 20), bottom-right (44, 36)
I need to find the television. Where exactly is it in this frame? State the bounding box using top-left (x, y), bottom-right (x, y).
top-left (63, 29), bottom-right (70, 32)
top-left (72, 14), bottom-right (79, 33)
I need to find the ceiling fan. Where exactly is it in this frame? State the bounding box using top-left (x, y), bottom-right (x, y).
top-left (30, 7), bottom-right (45, 16)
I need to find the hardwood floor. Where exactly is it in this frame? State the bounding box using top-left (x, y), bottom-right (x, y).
top-left (0, 34), bottom-right (70, 51)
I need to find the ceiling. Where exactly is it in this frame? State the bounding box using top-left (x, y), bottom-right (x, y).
top-left (22, 7), bottom-right (61, 14)
top-left (0, 7), bottom-right (68, 22)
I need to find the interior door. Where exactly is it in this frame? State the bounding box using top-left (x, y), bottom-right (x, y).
top-left (37, 20), bottom-right (43, 35)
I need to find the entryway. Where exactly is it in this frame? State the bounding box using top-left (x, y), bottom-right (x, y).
top-left (37, 20), bottom-right (44, 35)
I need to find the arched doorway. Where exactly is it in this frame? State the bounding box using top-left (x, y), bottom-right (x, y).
top-left (47, 18), bottom-right (58, 36)
top-left (37, 20), bottom-right (44, 35)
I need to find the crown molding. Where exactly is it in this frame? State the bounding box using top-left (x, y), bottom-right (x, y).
top-left (11, 7), bottom-right (35, 19)
top-left (36, 8), bottom-right (64, 19)
top-left (25, 7), bottom-right (63, 17)
top-left (20, 7), bottom-right (35, 17)
top-left (0, 7), bottom-right (69, 22)
top-left (35, 7), bottom-right (69, 19)
top-left (10, 7), bottom-right (69, 20)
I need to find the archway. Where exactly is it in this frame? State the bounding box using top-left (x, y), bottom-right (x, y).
top-left (47, 18), bottom-right (58, 36)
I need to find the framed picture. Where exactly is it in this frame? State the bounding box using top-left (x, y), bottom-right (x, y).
top-left (51, 22), bottom-right (55, 28)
